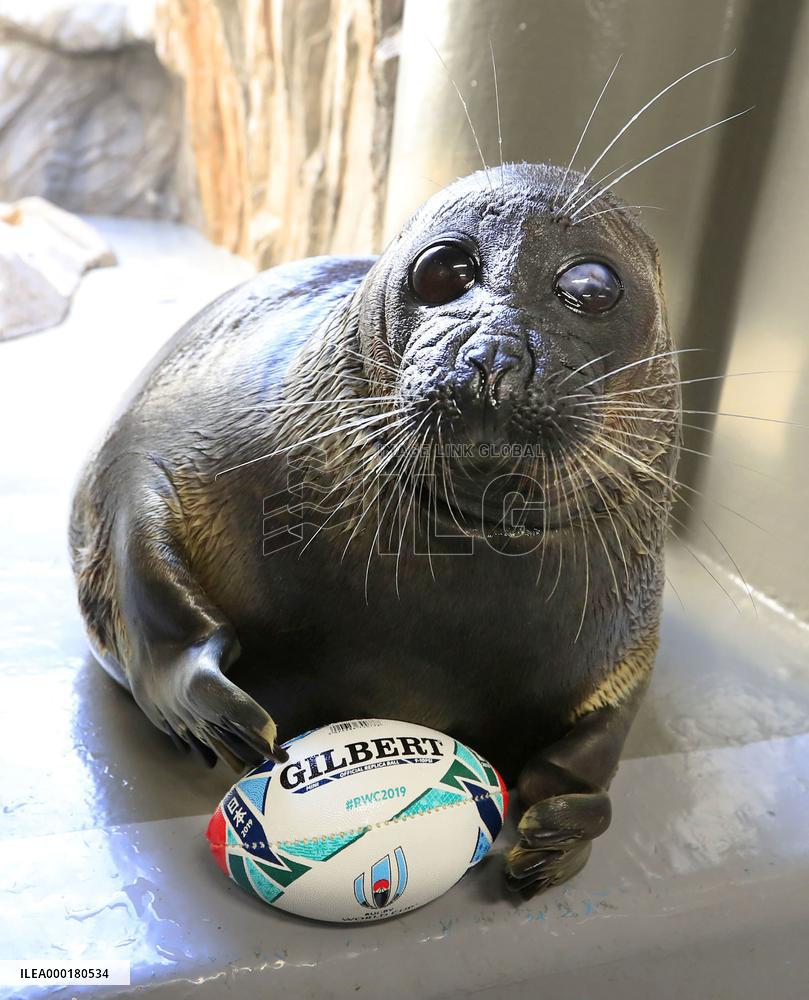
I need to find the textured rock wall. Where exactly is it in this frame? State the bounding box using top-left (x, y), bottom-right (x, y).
top-left (155, 0), bottom-right (403, 267)
top-left (0, 1), bottom-right (191, 218)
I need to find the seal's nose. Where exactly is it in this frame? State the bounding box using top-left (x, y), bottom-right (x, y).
top-left (460, 335), bottom-right (527, 405)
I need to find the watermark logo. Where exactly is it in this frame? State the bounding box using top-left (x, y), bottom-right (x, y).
top-left (260, 446), bottom-right (546, 558)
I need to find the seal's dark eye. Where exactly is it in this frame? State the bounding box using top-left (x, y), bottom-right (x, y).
top-left (554, 261), bottom-right (623, 314)
top-left (410, 243), bottom-right (477, 305)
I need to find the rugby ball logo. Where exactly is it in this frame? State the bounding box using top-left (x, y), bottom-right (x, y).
top-left (354, 847), bottom-right (408, 909)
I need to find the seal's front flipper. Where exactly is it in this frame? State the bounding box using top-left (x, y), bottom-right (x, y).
top-left (73, 464), bottom-right (285, 771)
top-left (504, 641), bottom-right (654, 898)
top-left (504, 792), bottom-right (609, 893)
top-left (131, 627), bottom-right (287, 771)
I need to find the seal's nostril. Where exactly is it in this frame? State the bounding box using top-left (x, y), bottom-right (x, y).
top-left (468, 357), bottom-right (488, 397)
top-left (490, 364), bottom-right (514, 403)
top-left (462, 338), bottom-right (524, 403)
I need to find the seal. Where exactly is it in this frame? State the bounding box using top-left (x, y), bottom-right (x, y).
top-left (69, 162), bottom-right (680, 896)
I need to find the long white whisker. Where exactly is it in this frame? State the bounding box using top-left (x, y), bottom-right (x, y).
top-left (557, 51), bottom-right (735, 215)
top-left (582, 403), bottom-right (809, 429)
top-left (214, 408), bottom-right (410, 479)
top-left (553, 55), bottom-right (622, 207)
top-left (571, 204), bottom-right (664, 225)
top-left (299, 419), bottom-right (419, 556)
top-left (569, 411), bottom-right (778, 485)
top-left (534, 454), bottom-right (550, 587)
top-left (270, 395), bottom-right (393, 411)
top-left (546, 451), bottom-right (566, 600)
top-left (576, 414), bottom-right (767, 532)
top-left (364, 406), bottom-right (436, 601)
top-left (422, 440), bottom-right (438, 581)
top-left (573, 368), bottom-right (793, 400)
top-left (490, 40), bottom-right (504, 189)
top-left (579, 447), bottom-right (717, 614)
top-left (395, 420), bottom-right (433, 597)
top-left (598, 432), bottom-right (756, 614)
top-left (340, 434), bottom-right (415, 563)
top-left (570, 107), bottom-right (753, 219)
top-left (555, 350), bottom-right (615, 388)
top-left (345, 347), bottom-right (400, 377)
top-left (567, 458), bottom-right (591, 643)
top-left (566, 347), bottom-right (702, 395)
top-left (428, 40), bottom-right (491, 186)
top-left (562, 157), bottom-right (636, 217)
top-left (578, 443), bottom-right (630, 583)
top-left (346, 422), bottom-right (423, 565)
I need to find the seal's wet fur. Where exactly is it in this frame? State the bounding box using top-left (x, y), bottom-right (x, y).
top-left (70, 164), bottom-right (680, 895)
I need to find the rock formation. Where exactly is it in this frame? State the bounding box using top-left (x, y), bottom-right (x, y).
top-left (155, 0), bottom-right (403, 266)
top-left (0, 0), bottom-right (404, 280)
top-left (0, 1), bottom-right (190, 219)
top-left (0, 197), bottom-right (116, 340)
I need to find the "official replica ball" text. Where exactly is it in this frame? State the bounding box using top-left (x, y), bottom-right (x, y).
top-left (206, 719), bottom-right (508, 922)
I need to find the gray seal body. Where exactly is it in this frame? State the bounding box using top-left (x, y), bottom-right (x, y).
top-left (70, 163), bottom-right (680, 895)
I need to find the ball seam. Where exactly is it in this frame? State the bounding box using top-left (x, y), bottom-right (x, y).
top-left (209, 790), bottom-right (501, 851)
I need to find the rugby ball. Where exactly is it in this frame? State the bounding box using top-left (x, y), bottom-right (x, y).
top-left (206, 718), bottom-right (508, 922)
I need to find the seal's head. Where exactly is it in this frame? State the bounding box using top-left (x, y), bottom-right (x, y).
top-left (357, 162), bottom-right (679, 535)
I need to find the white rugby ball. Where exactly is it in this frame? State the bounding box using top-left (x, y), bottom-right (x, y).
top-left (206, 718), bottom-right (508, 922)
